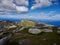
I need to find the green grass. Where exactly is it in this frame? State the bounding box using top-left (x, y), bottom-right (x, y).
top-left (11, 28), bottom-right (60, 45)
top-left (1, 27), bottom-right (60, 45)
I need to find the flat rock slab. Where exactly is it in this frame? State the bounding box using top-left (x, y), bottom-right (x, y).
top-left (42, 29), bottom-right (53, 32)
top-left (28, 28), bottom-right (42, 34)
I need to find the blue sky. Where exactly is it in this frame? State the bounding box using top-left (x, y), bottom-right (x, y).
top-left (0, 0), bottom-right (60, 14)
top-left (0, 0), bottom-right (60, 26)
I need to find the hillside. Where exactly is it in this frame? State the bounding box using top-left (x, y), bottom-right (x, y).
top-left (0, 20), bottom-right (60, 45)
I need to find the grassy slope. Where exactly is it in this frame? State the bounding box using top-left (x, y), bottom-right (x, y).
top-left (0, 20), bottom-right (60, 45)
top-left (11, 28), bottom-right (60, 45)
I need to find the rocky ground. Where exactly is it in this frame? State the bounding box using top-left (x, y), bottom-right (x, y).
top-left (0, 20), bottom-right (60, 45)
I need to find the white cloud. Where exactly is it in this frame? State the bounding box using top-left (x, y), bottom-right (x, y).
top-left (1, 0), bottom-right (16, 9)
top-left (0, 0), bottom-right (16, 13)
top-left (0, 0), bottom-right (29, 13)
top-left (31, 0), bottom-right (52, 10)
top-left (0, 0), bottom-right (58, 13)
top-left (16, 6), bottom-right (28, 13)
top-left (15, 0), bottom-right (29, 6)
top-left (26, 14), bottom-right (60, 21)
top-left (17, 11), bottom-right (59, 21)
top-left (0, 11), bottom-right (60, 22)
top-left (29, 11), bottom-right (60, 21)
top-left (15, 11), bottom-right (60, 21)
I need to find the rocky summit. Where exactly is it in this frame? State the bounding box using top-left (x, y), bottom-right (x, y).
top-left (0, 20), bottom-right (60, 45)
top-left (18, 20), bottom-right (36, 28)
